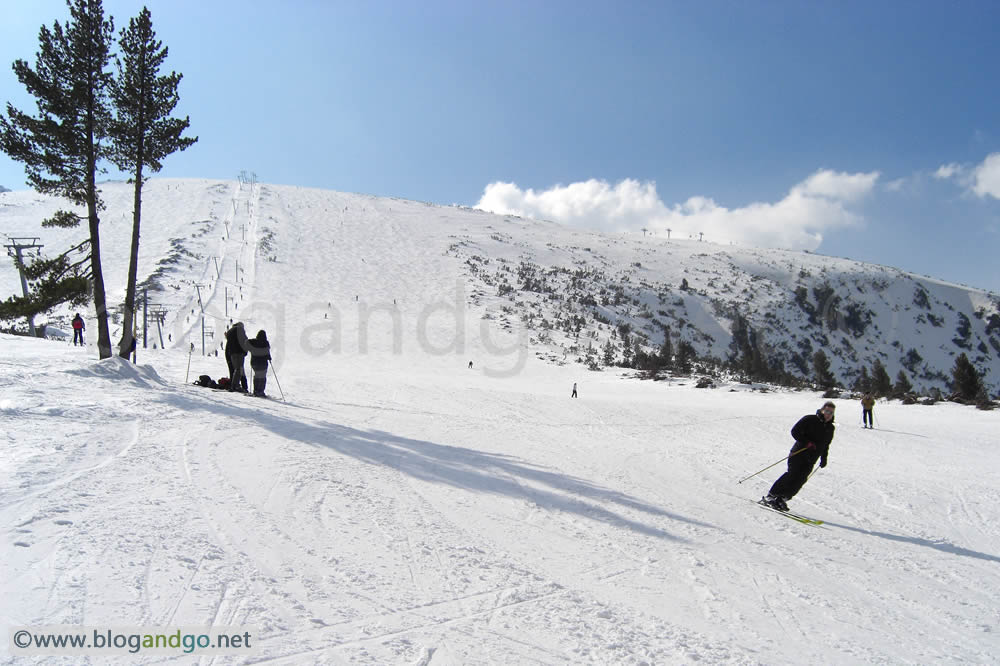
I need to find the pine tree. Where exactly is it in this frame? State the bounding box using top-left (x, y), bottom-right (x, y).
top-left (675, 340), bottom-right (696, 374)
top-left (621, 339), bottom-right (634, 367)
top-left (728, 311), bottom-right (752, 379)
top-left (871, 359), bottom-right (892, 397)
top-left (602, 340), bottom-right (616, 366)
top-left (0, 241), bottom-right (90, 321)
top-left (108, 7), bottom-right (196, 358)
top-left (633, 344), bottom-right (653, 374)
top-left (813, 350), bottom-right (836, 389)
top-left (749, 343), bottom-right (769, 382)
top-left (746, 329), bottom-right (774, 383)
top-left (0, 0), bottom-right (116, 358)
top-left (893, 370), bottom-right (913, 398)
top-left (728, 312), bottom-right (750, 363)
top-left (853, 366), bottom-right (871, 393)
top-left (767, 355), bottom-right (790, 386)
top-left (617, 322), bottom-right (632, 346)
top-left (950, 353), bottom-right (985, 401)
top-left (658, 326), bottom-right (673, 370)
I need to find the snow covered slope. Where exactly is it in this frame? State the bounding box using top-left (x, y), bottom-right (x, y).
top-left (3, 178), bottom-right (997, 394)
top-left (2, 179), bottom-right (999, 664)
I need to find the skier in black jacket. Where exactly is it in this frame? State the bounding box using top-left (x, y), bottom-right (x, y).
top-left (247, 329), bottom-right (271, 397)
top-left (762, 401), bottom-right (836, 511)
top-left (224, 322), bottom-right (249, 392)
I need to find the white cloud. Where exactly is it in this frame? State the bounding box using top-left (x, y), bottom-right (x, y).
top-left (934, 153), bottom-right (1000, 200)
top-left (934, 163), bottom-right (964, 180)
top-left (475, 169), bottom-right (880, 251)
top-left (476, 179), bottom-right (663, 232)
top-left (884, 178), bottom-right (906, 192)
top-left (795, 169), bottom-right (878, 201)
top-left (972, 153), bottom-right (1000, 200)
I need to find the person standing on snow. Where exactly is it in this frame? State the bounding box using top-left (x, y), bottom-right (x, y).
top-left (762, 401), bottom-right (836, 512)
top-left (72, 313), bottom-right (85, 346)
top-left (861, 393), bottom-right (875, 429)
top-left (571, 382), bottom-right (578, 398)
top-left (247, 329), bottom-right (272, 397)
top-left (224, 322), bottom-right (249, 392)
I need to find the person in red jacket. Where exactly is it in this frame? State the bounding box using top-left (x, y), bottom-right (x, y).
top-left (71, 313), bottom-right (85, 346)
top-left (762, 401), bottom-right (836, 511)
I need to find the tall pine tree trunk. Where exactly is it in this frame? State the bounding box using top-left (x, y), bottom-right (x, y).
top-left (86, 93), bottom-right (112, 360)
top-left (119, 163), bottom-right (143, 358)
top-left (87, 196), bottom-right (113, 359)
top-left (117, 53), bottom-right (146, 360)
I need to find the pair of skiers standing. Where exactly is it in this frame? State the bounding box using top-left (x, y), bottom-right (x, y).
top-left (224, 322), bottom-right (271, 397)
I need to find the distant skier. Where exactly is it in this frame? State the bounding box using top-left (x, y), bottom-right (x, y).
top-left (224, 322), bottom-right (249, 392)
top-left (72, 313), bottom-right (85, 346)
top-left (762, 401), bottom-right (836, 512)
top-left (247, 330), bottom-right (272, 397)
top-left (571, 382), bottom-right (578, 398)
top-left (861, 393), bottom-right (875, 429)
top-left (468, 361), bottom-right (474, 369)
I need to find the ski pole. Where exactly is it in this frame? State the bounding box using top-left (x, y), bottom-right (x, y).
top-left (185, 342), bottom-right (194, 383)
top-left (737, 446), bottom-right (809, 484)
top-left (270, 362), bottom-right (285, 401)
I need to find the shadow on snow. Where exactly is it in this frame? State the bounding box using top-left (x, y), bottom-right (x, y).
top-left (825, 521), bottom-right (1000, 564)
top-left (161, 389), bottom-right (716, 542)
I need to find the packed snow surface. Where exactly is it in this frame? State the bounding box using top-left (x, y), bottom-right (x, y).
top-left (2, 179), bottom-right (999, 664)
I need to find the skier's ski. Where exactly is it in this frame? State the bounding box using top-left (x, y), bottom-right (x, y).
top-left (754, 500), bottom-right (824, 525)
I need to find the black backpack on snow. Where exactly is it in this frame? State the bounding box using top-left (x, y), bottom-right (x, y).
top-left (195, 374), bottom-right (218, 388)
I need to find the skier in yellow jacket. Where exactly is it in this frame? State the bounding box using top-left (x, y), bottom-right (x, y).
top-left (861, 393), bottom-right (875, 429)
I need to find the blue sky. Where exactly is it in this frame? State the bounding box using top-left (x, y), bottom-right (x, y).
top-left (2, 0), bottom-right (998, 291)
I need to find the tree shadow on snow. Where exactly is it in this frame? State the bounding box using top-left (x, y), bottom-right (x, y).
top-left (160, 391), bottom-right (715, 542)
top-left (825, 521), bottom-right (1000, 564)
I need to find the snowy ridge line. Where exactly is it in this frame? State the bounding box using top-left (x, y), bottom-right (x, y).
top-left (447, 211), bottom-right (999, 394)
